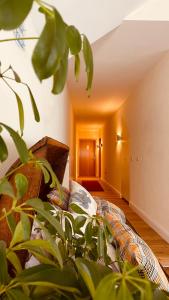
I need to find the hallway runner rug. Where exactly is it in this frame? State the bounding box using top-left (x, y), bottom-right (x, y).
top-left (81, 180), bottom-right (104, 192)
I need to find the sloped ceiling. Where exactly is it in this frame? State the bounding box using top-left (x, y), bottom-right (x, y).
top-left (68, 20), bottom-right (169, 117)
top-left (31, 0), bottom-right (148, 43)
top-left (30, 0), bottom-right (169, 118)
top-left (126, 0), bottom-right (169, 21)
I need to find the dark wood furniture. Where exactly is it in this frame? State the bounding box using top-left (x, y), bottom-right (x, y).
top-left (0, 136), bottom-right (69, 247)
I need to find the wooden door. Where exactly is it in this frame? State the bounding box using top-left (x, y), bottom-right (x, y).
top-left (79, 139), bottom-right (96, 177)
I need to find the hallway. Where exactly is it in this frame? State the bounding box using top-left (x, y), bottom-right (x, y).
top-left (91, 182), bottom-right (169, 277)
top-left (68, 0), bottom-right (169, 274)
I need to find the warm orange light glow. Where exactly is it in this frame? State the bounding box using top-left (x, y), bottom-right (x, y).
top-left (116, 128), bottom-right (123, 153)
top-left (117, 134), bottom-right (122, 142)
top-left (75, 122), bottom-right (104, 179)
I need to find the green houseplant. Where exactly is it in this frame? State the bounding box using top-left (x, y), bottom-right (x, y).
top-left (0, 1), bottom-right (168, 299)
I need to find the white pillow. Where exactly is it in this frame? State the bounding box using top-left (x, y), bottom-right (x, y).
top-left (69, 180), bottom-right (97, 217)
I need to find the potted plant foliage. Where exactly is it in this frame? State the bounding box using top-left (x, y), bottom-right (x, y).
top-left (0, 1), bottom-right (168, 299)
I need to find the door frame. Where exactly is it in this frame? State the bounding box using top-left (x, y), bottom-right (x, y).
top-left (98, 138), bottom-right (102, 178)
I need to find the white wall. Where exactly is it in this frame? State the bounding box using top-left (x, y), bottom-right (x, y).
top-left (126, 52), bottom-right (169, 242)
top-left (104, 52), bottom-right (169, 242)
top-left (102, 112), bottom-right (130, 199)
top-left (0, 17), bottom-right (69, 186)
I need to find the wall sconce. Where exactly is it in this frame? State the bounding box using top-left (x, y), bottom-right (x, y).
top-left (116, 134), bottom-right (122, 142)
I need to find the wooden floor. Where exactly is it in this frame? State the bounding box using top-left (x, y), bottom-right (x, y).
top-left (91, 180), bottom-right (169, 277)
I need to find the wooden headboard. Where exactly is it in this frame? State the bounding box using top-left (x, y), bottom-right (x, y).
top-left (0, 136), bottom-right (69, 246)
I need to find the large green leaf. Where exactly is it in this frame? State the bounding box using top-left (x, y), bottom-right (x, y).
top-left (0, 0), bottom-right (33, 30)
top-left (103, 219), bottom-right (114, 243)
top-left (75, 258), bottom-right (95, 299)
top-left (82, 35), bottom-right (93, 92)
top-left (85, 221), bottom-right (93, 245)
top-left (66, 25), bottom-right (82, 55)
top-left (26, 197), bottom-right (44, 210)
top-left (40, 165), bottom-right (50, 184)
top-left (74, 54), bottom-right (80, 81)
top-left (13, 239), bottom-right (62, 267)
top-left (0, 241), bottom-right (9, 284)
top-left (0, 123), bottom-right (29, 163)
top-left (97, 227), bottom-right (105, 259)
top-left (29, 250), bottom-right (58, 267)
top-left (10, 220), bottom-right (24, 248)
top-left (94, 262), bottom-right (156, 300)
top-left (74, 216), bottom-right (86, 233)
top-left (14, 264), bottom-right (79, 290)
top-left (6, 288), bottom-right (31, 300)
top-left (0, 177), bottom-right (15, 198)
top-left (37, 158), bottom-right (61, 189)
top-left (75, 258), bottom-right (111, 299)
top-left (14, 92), bottom-right (24, 136)
top-left (30, 286), bottom-right (60, 299)
top-left (117, 280), bottom-right (134, 300)
top-left (70, 203), bottom-right (88, 215)
top-left (52, 48), bottom-right (68, 94)
top-left (20, 212), bottom-right (31, 240)
top-left (12, 239), bottom-right (54, 253)
top-left (7, 251), bottom-right (22, 274)
top-left (0, 135), bottom-right (8, 162)
top-left (32, 7), bottom-right (66, 80)
top-left (65, 217), bottom-right (72, 242)
top-left (53, 8), bottom-right (67, 56)
top-left (26, 85), bottom-right (40, 122)
top-left (35, 219), bottom-right (63, 268)
top-left (15, 173), bottom-right (28, 200)
top-left (5, 212), bottom-right (16, 234)
top-left (26, 198), bottom-right (65, 239)
top-left (94, 273), bottom-right (118, 300)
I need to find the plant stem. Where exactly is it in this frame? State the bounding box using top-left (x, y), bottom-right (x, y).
top-left (0, 202), bottom-right (34, 222)
top-left (4, 163), bottom-right (24, 179)
top-left (34, 0), bottom-right (54, 17)
top-left (0, 282), bottom-right (21, 296)
top-left (0, 208), bottom-right (14, 222)
top-left (3, 160), bottom-right (35, 180)
top-left (1, 66), bottom-right (11, 75)
top-left (34, 0), bottom-right (42, 5)
top-left (0, 287), bottom-right (6, 296)
top-left (2, 75), bottom-right (29, 88)
top-left (2, 75), bottom-right (17, 82)
top-left (0, 37), bottom-right (39, 43)
top-left (2, 77), bottom-right (16, 95)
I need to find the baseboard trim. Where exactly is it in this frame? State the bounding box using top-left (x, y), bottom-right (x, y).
top-left (101, 179), bottom-right (122, 197)
top-left (130, 202), bottom-right (169, 243)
